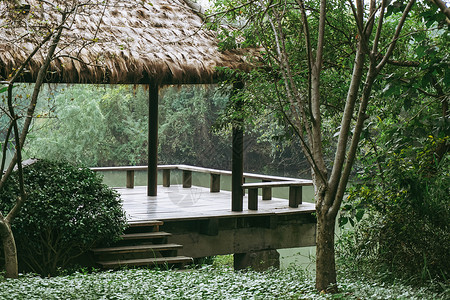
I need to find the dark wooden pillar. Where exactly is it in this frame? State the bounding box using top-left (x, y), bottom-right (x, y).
top-left (210, 173), bottom-right (220, 193)
top-left (182, 170), bottom-right (192, 188)
top-left (148, 82), bottom-right (159, 196)
top-left (232, 126), bottom-right (243, 211)
top-left (126, 170), bottom-right (135, 188)
top-left (262, 180), bottom-right (272, 200)
top-left (289, 186), bottom-right (302, 208)
top-left (162, 169), bottom-right (170, 187)
top-left (231, 81), bottom-right (244, 212)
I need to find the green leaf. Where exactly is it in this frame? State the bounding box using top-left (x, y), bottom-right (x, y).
top-left (355, 209), bottom-right (365, 222)
top-left (415, 45), bottom-right (427, 58)
top-left (349, 218), bottom-right (355, 227)
top-left (339, 217), bottom-right (348, 227)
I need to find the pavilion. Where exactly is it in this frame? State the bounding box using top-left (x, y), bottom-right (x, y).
top-left (1, 0), bottom-right (315, 269)
top-left (0, 0), bottom-right (259, 210)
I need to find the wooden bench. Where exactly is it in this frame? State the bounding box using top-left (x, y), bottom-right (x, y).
top-left (242, 180), bottom-right (313, 210)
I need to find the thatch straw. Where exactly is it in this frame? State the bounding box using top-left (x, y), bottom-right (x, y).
top-left (0, 0), bottom-right (257, 84)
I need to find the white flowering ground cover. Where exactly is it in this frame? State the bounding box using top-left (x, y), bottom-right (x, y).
top-left (0, 266), bottom-right (447, 299)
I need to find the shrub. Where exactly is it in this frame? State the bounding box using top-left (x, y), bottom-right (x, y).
top-left (339, 136), bottom-right (450, 282)
top-left (0, 159), bottom-right (127, 276)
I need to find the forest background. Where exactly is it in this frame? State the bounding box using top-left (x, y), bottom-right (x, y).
top-left (1, 83), bottom-right (310, 177)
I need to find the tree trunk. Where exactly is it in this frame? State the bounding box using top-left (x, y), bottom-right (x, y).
top-left (315, 202), bottom-right (337, 292)
top-left (0, 222), bottom-right (18, 278)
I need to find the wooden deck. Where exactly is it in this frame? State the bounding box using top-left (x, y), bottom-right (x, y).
top-left (97, 184), bottom-right (318, 265)
top-left (118, 185), bottom-right (316, 222)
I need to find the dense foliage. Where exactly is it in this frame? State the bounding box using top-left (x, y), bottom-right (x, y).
top-left (340, 136), bottom-right (449, 282)
top-left (0, 266), bottom-right (447, 300)
top-left (21, 83), bottom-right (309, 176)
top-left (336, 4), bottom-right (450, 282)
top-left (0, 159), bottom-right (127, 276)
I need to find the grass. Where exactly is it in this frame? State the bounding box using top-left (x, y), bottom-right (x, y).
top-left (0, 264), bottom-right (448, 299)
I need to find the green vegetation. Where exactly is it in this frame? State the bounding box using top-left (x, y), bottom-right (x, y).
top-left (25, 85), bottom-right (148, 167)
top-left (337, 16), bottom-right (449, 282)
top-left (0, 266), bottom-right (447, 299)
top-left (0, 159), bottom-right (127, 276)
top-left (22, 83), bottom-right (308, 176)
top-left (340, 136), bottom-right (449, 282)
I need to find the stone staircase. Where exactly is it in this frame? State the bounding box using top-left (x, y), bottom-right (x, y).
top-left (92, 220), bottom-right (193, 269)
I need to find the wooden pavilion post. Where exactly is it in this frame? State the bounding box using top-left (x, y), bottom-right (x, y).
top-left (232, 126), bottom-right (243, 211)
top-left (148, 82), bottom-right (159, 196)
top-left (231, 81), bottom-right (244, 211)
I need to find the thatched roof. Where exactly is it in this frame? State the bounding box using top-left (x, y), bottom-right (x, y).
top-left (0, 0), bottom-right (256, 84)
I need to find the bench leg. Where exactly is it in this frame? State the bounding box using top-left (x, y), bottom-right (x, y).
top-left (183, 170), bottom-right (192, 188)
top-left (248, 188), bottom-right (258, 210)
top-left (262, 180), bottom-right (272, 200)
top-left (126, 170), bottom-right (135, 188)
top-left (289, 186), bottom-right (302, 208)
top-left (210, 174), bottom-right (220, 193)
top-left (163, 169), bottom-right (170, 187)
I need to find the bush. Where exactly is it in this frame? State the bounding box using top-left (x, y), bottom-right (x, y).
top-left (340, 136), bottom-right (450, 283)
top-left (0, 159), bottom-right (127, 276)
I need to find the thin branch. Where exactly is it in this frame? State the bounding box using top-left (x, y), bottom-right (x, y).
top-left (273, 82), bottom-right (325, 178)
top-left (315, 0), bottom-right (326, 72)
top-left (347, 0), bottom-right (364, 42)
top-left (295, 0), bottom-right (314, 113)
top-left (0, 121), bottom-right (14, 174)
top-left (429, 0), bottom-right (450, 24)
top-left (7, 31), bottom-right (55, 83)
top-left (330, 71), bottom-right (377, 217)
top-left (53, 54), bottom-right (105, 68)
top-left (1, 12), bottom-right (67, 201)
top-left (326, 38), bottom-right (367, 209)
top-left (386, 59), bottom-right (420, 67)
top-left (376, 0), bottom-right (416, 72)
top-left (206, 0), bottom-right (258, 19)
top-left (331, 0), bottom-right (417, 214)
top-left (363, 0), bottom-right (381, 38)
top-left (269, 9), bottom-right (314, 147)
top-left (372, 0), bottom-right (387, 57)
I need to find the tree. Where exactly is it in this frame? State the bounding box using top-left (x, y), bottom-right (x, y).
top-left (0, 0), bottom-right (106, 278)
top-left (211, 0), bottom-right (447, 291)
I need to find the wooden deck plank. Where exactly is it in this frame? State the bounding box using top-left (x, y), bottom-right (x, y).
top-left (242, 180), bottom-right (312, 188)
top-left (92, 243), bottom-right (183, 254)
top-left (97, 256), bottom-right (193, 268)
top-left (119, 185), bottom-right (315, 222)
top-left (120, 232), bottom-right (171, 240)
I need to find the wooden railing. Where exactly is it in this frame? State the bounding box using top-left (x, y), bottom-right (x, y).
top-left (91, 164), bottom-right (313, 210)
